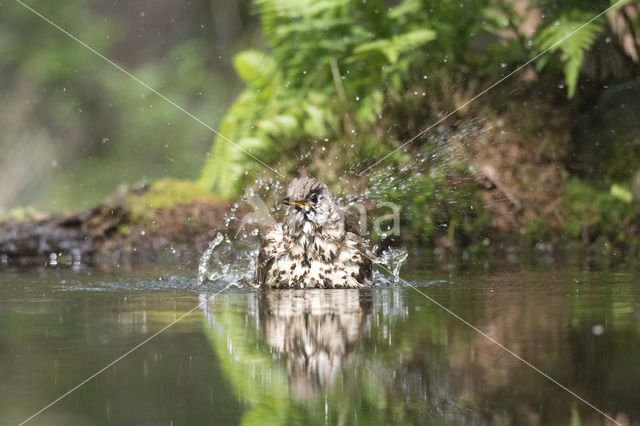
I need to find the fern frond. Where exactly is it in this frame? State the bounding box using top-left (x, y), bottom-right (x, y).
top-left (535, 11), bottom-right (604, 98)
top-left (354, 29), bottom-right (436, 64)
top-left (255, 0), bottom-right (349, 18)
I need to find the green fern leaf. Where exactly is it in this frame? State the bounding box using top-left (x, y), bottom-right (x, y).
top-left (354, 29), bottom-right (436, 64)
top-left (232, 50), bottom-right (277, 89)
top-left (199, 91), bottom-right (270, 199)
top-left (535, 11), bottom-right (603, 98)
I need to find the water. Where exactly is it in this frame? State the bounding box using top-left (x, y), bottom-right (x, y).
top-left (1, 263), bottom-right (639, 425)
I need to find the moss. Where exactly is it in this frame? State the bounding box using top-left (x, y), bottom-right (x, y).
top-left (525, 217), bottom-right (551, 243)
top-left (124, 178), bottom-right (218, 223)
top-left (561, 178), bottom-right (637, 245)
top-left (0, 206), bottom-right (49, 223)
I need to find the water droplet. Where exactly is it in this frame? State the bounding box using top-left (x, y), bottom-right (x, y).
top-left (355, 96), bottom-right (360, 101)
top-left (139, 11), bottom-right (145, 17)
top-left (500, 63), bottom-right (506, 68)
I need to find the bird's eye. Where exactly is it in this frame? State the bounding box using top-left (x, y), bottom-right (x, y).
top-left (310, 193), bottom-right (318, 204)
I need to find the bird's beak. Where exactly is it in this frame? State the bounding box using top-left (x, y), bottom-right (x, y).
top-left (282, 196), bottom-right (308, 209)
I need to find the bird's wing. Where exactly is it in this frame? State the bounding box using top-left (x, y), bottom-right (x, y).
top-left (346, 231), bottom-right (374, 284)
top-left (346, 231), bottom-right (375, 259)
top-left (253, 242), bottom-right (274, 287)
top-left (253, 225), bottom-right (281, 287)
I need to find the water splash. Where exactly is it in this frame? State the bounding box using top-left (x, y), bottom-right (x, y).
top-left (374, 247), bottom-right (408, 281)
top-left (197, 233), bottom-right (259, 287)
top-left (197, 232), bottom-right (224, 285)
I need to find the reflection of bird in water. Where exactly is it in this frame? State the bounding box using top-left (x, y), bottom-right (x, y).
top-left (254, 177), bottom-right (373, 288)
top-left (259, 290), bottom-right (371, 399)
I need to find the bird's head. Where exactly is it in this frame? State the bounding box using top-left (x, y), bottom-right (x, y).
top-left (282, 177), bottom-right (339, 241)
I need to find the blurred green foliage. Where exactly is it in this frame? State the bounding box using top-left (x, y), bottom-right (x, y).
top-left (0, 0), bottom-right (249, 209)
top-left (200, 0), bottom-right (639, 197)
top-left (200, 0), bottom-right (491, 196)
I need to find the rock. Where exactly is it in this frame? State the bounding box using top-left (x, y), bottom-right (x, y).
top-left (0, 201), bottom-right (240, 267)
top-left (0, 213), bottom-right (93, 265)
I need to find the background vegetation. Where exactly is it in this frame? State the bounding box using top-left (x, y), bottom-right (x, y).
top-left (0, 0), bottom-right (256, 209)
top-left (1, 0), bottom-right (640, 256)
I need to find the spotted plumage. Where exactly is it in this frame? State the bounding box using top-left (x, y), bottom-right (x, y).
top-left (254, 177), bottom-right (373, 288)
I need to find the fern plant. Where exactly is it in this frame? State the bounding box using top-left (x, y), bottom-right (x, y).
top-left (535, 11), bottom-right (604, 98)
top-left (533, 0), bottom-right (637, 98)
top-left (199, 0), bottom-right (636, 197)
top-left (199, 0), bottom-right (491, 197)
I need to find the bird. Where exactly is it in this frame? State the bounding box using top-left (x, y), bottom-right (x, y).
top-left (253, 177), bottom-right (373, 288)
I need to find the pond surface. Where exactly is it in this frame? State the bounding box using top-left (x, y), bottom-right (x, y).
top-left (1, 263), bottom-right (639, 425)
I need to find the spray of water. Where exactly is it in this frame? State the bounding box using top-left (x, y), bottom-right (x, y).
top-left (197, 232), bottom-right (224, 285)
top-left (372, 247), bottom-right (409, 285)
